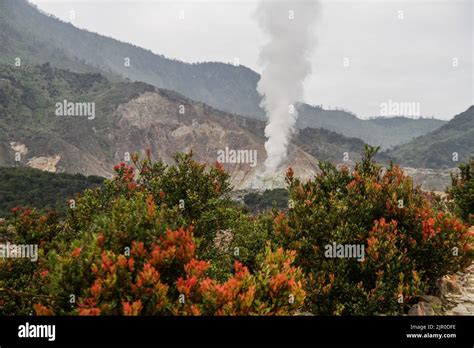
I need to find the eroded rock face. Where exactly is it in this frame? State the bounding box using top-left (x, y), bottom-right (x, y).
top-left (2, 88), bottom-right (321, 186)
top-left (402, 167), bottom-right (453, 192)
top-left (10, 142), bottom-right (28, 156)
top-left (112, 91), bottom-right (320, 190)
top-left (27, 155), bottom-right (61, 172)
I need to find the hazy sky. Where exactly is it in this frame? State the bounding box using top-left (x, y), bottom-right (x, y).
top-left (30, 0), bottom-right (473, 120)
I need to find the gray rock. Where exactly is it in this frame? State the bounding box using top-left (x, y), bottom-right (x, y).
top-left (451, 304), bottom-right (469, 315)
top-left (465, 287), bottom-right (474, 294)
top-left (465, 304), bottom-right (474, 313)
top-left (294, 311), bottom-right (315, 316)
top-left (409, 302), bottom-right (435, 316)
top-left (444, 293), bottom-right (462, 301)
top-left (465, 293), bottom-right (474, 301)
top-left (420, 295), bottom-right (442, 307)
top-left (437, 277), bottom-right (463, 296)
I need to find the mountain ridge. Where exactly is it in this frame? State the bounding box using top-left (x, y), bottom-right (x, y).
top-left (0, 0), bottom-right (447, 149)
top-left (384, 106), bottom-right (474, 168)
top-left (0, 63), bottom-right (325, 188)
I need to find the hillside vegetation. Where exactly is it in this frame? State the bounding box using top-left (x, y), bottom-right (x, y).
top-left (0, 166), bottom-right (104, 217)
top-left (297, 104), bottom-right (446, 150)
top-left (385, 106), bottom-right (474, 168)
top-left (244, 188), bottom-right (289, 213)
top-left (294, 127), bottom-right (366, 163)
top-left (0, 62), bottom-right (156, 176)
top-left (0, 0), bottom-right (261, 118)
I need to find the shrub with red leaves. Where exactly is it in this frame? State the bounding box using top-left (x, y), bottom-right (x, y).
top-left (2, 153), bottom-right (304, 316)
top-left (277, 145), bottom-right (471, 314)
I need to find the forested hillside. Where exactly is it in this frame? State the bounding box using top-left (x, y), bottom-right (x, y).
top-left (385, 106), bottom-right (474, 168)
top-left (0, 166), bottom-right (103, 216)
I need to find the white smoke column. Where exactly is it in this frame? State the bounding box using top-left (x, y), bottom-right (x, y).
top-left (256, 0), bottom-right (319, 173)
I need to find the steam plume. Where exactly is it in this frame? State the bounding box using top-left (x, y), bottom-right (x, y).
top-left (256, 0), bottom-right (319, 173)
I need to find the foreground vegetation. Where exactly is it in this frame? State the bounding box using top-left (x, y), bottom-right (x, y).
top-left (0, 148), bottom-right (472, 315)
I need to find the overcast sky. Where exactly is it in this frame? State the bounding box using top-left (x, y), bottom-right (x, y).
top-left (30, 0), bottom-right (473, 120)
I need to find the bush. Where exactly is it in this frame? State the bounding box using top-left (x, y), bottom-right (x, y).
top-left (35, 224), bottom-right (304, 315)
top-left (0, 152), bottom-right (304, 315)
top-left (1, 149), bottom-right (471, 316)
top-left (244, 188), bottom-right (289, 213)
top-left (0, 208), bottom-right (61, 315)
top-left (275, 146), bottom-right (471, 315)
top-left (448, 158), bottom-right (474, 225)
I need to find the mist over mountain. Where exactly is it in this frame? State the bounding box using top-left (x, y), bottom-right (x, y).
top-left (0, 0), bottom-right (448, 150)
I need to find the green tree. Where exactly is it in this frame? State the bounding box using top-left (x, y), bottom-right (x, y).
top-left (448, 158), bottom-right (474, 225)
